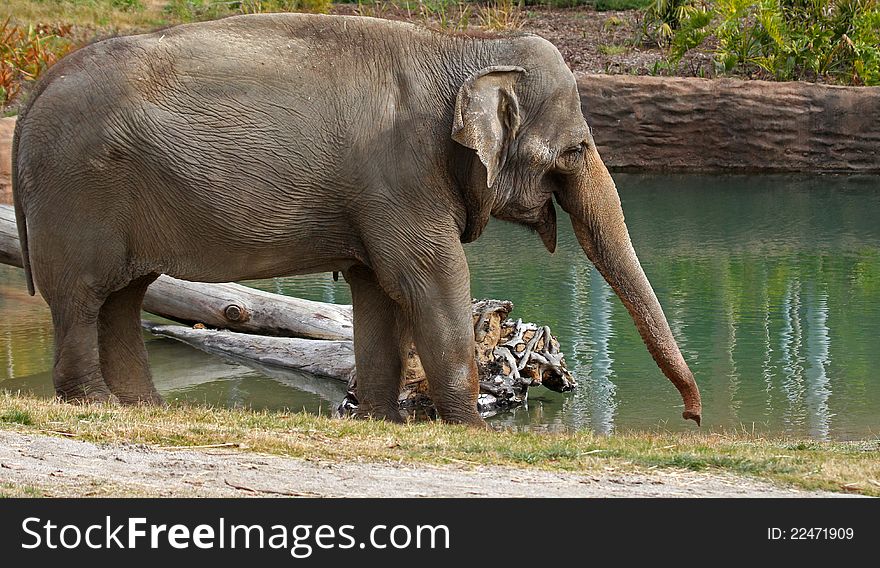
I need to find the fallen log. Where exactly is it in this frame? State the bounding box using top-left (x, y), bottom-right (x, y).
top-left (145, 322), bottom-right (356, 381)
top-left (147, 298), bottom-right (575, 417)
top-left (143, 277), bottom-right (352, 340)
top-left (0, 204), bottom-right (576, 416)
top-left (0, 203), bottom-right (21, 269)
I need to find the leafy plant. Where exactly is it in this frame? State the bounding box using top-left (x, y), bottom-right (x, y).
top-left (668, 2), bottom-right (712, 61)
top-left (660, 0), bottom-right (880, 85)
top-left (0, 18), bottom-right (74, 108)
top-left (640, 0), bottom-right (708, 47)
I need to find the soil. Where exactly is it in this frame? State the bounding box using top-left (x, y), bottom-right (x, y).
top-left (330, 5), bottom-right (714, 78)
top-left (2, 5), bottom-right (712, 116)
top-left (0, 430), bottom-right (856, 498)
top-left (512, 7), bottom-right (670, 75)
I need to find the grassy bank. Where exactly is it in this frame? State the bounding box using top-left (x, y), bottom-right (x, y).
top-left (1, 392), bottom-right (877, 496)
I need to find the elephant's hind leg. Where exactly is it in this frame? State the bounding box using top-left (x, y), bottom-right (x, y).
top-left (346, 266), bottom-right (407, 423)
top-left (48, 288), bottom-right (114, 403)
top-left (98, 274), bottom-right (163, 404)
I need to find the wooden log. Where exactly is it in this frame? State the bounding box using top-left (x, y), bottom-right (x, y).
top-left (0, 203), bottom-right (22, 269)
top-left (143, 277), bottom-right (352, 340)
top-left (145, 322), bottom-right (356, 381)
top-left (0, 117), bottom-right (13, 206)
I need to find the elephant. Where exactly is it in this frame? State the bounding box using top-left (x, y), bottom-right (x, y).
top-left (12, 13), bottom-right (702, 427)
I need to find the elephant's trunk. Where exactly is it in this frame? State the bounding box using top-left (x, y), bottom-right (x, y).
top-left (557, 148), bottom-right (702, 425)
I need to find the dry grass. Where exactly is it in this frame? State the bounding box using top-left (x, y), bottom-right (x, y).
top-left (1, 392), bottom-right (878, 496)
top-left (1, 0), bottom-right (170, 32)
top-left (477, 0), bottom-right (524, 31)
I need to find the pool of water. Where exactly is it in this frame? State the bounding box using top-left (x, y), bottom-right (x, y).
top-left (2, 173), bottom-right (879, 440)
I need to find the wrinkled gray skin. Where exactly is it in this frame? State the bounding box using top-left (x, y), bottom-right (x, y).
top-left (13, 14), bottom-right (701, 426)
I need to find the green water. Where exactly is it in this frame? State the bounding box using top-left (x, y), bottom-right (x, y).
top-left (2, 173), bottom-right (879, 440)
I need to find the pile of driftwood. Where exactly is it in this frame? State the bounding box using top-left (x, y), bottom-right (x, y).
top-left (0, 205), bottom-right (575, 417)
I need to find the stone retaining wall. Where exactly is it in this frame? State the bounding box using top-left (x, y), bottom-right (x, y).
top-left (578, 74), bottom-right (880, 173)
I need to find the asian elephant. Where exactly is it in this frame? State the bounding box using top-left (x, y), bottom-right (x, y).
top-left (12, 13), bottom-right (702, 427)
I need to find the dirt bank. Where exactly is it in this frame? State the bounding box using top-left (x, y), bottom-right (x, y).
top-left (0, 430), bottom-right (856, 498)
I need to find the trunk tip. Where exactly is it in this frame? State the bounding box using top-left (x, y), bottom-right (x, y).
top-left (682, 409), bottom-right (701, 426)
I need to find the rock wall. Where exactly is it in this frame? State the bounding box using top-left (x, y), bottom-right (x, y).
top-left (1, 76), bottom-right (878, 205)
top-left (578, 74), bottom-right (880, 173)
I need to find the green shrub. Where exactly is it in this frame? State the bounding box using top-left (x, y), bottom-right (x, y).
top-left (668, 1), bottom-right (712, 59)
top-left (164, 0), bottom-right (230, 21)
top-left (639, 0), bottom-right (709, 46)
top-left (661, 0), bottom-right (880, 85)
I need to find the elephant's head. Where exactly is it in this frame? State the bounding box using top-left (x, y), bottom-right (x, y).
top-left (451, 37), bottom-right (702, 424)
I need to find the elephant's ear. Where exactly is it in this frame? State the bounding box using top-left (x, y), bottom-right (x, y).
top-left (452, 66), bottom-right (525, 188)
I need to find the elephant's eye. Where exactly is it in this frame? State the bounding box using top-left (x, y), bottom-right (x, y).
top-left (565, 143), bottom-right (585, 156)
top-left (556, 142), bottom-right (585, 171)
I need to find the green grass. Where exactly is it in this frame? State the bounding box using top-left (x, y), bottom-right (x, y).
top-left (1, 392), bottom-right (878, 496)
top-left (1, 408), bottom-right (34, 425)
top-left (0, 482), bottom-right (47, 498)
top-left (598, 43), bottom-right (628, 55)
top-left (592, 0), bottom-right (652, 10)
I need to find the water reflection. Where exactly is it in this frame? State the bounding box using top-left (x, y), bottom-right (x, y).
top-left (761, 274), bottom-right (775, 419)
top-left (723, 260), bottom-right (741, 421)
top-left (780, 278), bottom-right (806, 433)
top-left (804, 287), bottom-right (832, 440)
top-left (574, 266), bottom-right (617, 434)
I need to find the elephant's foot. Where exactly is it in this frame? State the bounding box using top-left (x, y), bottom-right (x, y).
top-left (439, 412), bottom-right (490, 429)
top-left (112, 389), bottom-right (165, 406)
top-left (55, 373), bottom-right (117, 405)
top-left (431, 392), bottom-right (489, 428)
top-left (105, 374), bottom-right (164, 406)
top-left (351, 403), bottom-right (406, 424)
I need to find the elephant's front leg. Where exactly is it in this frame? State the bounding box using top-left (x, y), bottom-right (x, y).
top-left (396, 249), bottom-right (486, 428)
top-left (346, 266), bottom-right (407, 423)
